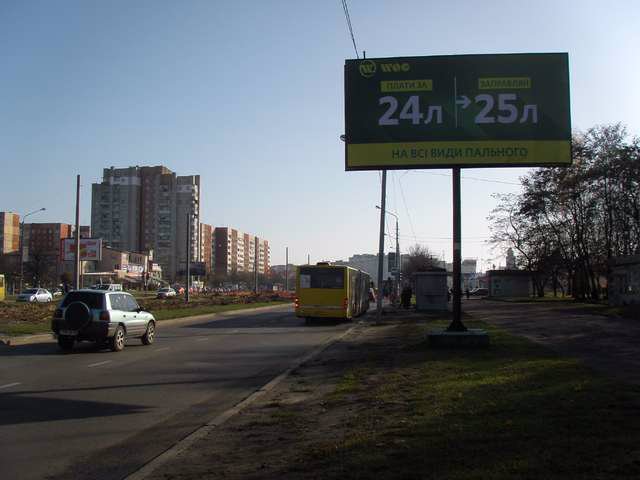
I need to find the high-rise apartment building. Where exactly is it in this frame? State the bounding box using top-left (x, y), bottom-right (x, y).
top-left (257, 238), bottom-right (270, 274)
top-left (91, 166), bottom-right (200, 280)
top-left (0, 212), bottom-right (20, 254)
top-left (213, 227), bottom-right (270, 276)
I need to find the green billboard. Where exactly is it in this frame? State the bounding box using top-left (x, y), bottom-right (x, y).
top-left (344, 53), bottom-right (571, 170)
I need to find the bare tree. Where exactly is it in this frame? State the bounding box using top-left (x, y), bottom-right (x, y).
top-left (403, 244), bottom-right (440, 281)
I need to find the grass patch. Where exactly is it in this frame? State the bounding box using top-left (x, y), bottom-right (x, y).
top-left (0, 299), bottom-right (290, 336)
top-left (0, 320), bottom-right (51, 336)
top-left (296, 320), bottom-right (640, 479)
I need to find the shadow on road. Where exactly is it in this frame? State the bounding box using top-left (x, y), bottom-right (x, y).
top-left (0, 393), bottom-right (150, 426)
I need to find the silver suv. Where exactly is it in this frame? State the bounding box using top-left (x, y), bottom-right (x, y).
top-left (51, 289), bottom-right (156, 352)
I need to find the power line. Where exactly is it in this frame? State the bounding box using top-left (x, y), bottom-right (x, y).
top-left (341, 0), bottom-right (359, 59)
top-left (397, 174), bottom-right (418, 243)
top-left (421, 171), bottom-right (521, 186)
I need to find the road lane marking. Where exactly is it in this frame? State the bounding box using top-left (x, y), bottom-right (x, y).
top-left (87, 360), bottom-right (112, 368)
top-left (0, 382), bottom-right (21, 390)
top-left (194, 337), bottom-right (209, 342)
top-left (155, 347), bottom-right (171, 352)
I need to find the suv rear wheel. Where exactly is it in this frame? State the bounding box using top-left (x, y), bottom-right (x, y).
top-left (110, 325), bottom-right (126, 352)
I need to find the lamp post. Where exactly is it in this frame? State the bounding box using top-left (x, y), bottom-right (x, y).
top-left (376, 206), bottom-right (400, 304)
top-left (19, 207), bottom-right (46, 293)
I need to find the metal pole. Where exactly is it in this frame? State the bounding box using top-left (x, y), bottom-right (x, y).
top-left (254, 237), bottom-right (259, 293)
top-left (74, 175), bottom-right (81, 290)
top-left (395, 218), bottom-right (400, 303)
top-left (377, 170), bottom-right (387, 322)
top-left (307, 253), bottom-right (310, 265)
top-left (19, 221), bottom-right (25, 293)
top-left (185, 212), bottom-right (191, 303)
top-left (285, 247), bottom-right (288, 291)
top-left (448, 167), bottom-right (466, 332)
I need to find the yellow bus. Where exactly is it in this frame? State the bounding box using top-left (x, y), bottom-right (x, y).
top-left (0, 274), bottom-right (5, 301)
top-left (295, 263), bottom-right (370, 321)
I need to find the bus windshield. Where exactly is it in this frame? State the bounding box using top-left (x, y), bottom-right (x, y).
top-left (299, 267), bottom-right (344, 289)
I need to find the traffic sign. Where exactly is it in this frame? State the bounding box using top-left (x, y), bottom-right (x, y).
top-left (344, 53), bottom-right (571, 170)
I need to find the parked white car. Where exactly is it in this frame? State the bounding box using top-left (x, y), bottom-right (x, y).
top-left (156, 287), bottom-right (177, 299)
top-left (93, 284), bottom-right (123, 292)
top-left (17, 288), bottom-right (53, 303)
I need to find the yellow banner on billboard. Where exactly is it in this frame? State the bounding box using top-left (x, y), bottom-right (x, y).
top-left (347, 140), bottom-right (571, 169)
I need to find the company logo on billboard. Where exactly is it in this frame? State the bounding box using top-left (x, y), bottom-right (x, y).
top-left (359, 59), bottom-right (376, 78)
top-left (380, 63), bottom-right (410, 73)
top-left (359, 60), bottom-right (410, 78)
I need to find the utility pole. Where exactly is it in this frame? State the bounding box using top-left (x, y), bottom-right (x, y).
top-left (376, 170), bottom-right (387, 323)
top-left (307, 253), bottom-right (310, 265)
top-left (74, 175), bottom-right (81, 290)
top-left (395, 216), bottom-right (400, 301)
top-left (285, 247), bottom-right (289, 291)
top-left (185, 212), bottom-right (191, 304)
top-left (254, 237), bottom-right (259, 293)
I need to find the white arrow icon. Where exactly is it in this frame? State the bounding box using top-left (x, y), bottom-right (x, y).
top-left (456, 95), bottom-right (471, 109)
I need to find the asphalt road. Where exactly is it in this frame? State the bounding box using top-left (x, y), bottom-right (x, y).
top-left (0, 305), bottom-right (353, 480)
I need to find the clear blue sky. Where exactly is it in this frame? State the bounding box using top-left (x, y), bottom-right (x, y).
top-left (1, 1), bottom-right (638, 269)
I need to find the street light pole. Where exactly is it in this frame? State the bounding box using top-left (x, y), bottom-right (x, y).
top-left (19, 207), bottom-right (46, 293)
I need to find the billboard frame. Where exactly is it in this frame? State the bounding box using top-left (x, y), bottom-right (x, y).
top-left (344, 52), bottom-right (573, 171)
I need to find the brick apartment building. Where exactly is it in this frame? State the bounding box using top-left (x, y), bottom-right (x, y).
top-left (22, 222), bottom-right (73, 285)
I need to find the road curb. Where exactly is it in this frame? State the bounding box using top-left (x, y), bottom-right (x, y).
top-left (123, 323), bottom-right (360, 480)
top-left (0, 303), bottom-right (292, 347)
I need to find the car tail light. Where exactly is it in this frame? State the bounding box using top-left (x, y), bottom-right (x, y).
top-left (342, 298), bottom-right (348, 310)
top-left (294, 297), bottom-right (299, 308)
top-left (99, 310), bottom-right (110, 321)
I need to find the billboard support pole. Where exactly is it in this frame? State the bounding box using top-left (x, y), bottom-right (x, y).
top-left (448, 167), bottom-right (467, 332)
top-left (376, 170), bottom-right (387, 323)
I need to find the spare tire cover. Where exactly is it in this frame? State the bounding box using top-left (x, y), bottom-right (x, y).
top-left (64, 302), bottom-right (92, 330)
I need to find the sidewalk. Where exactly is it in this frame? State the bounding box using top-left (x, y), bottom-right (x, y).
top-left (127, 304), bottom-right (640, 480)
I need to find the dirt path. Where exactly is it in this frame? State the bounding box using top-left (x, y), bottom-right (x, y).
top-left (464, 298), bottom-right (640, 384)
